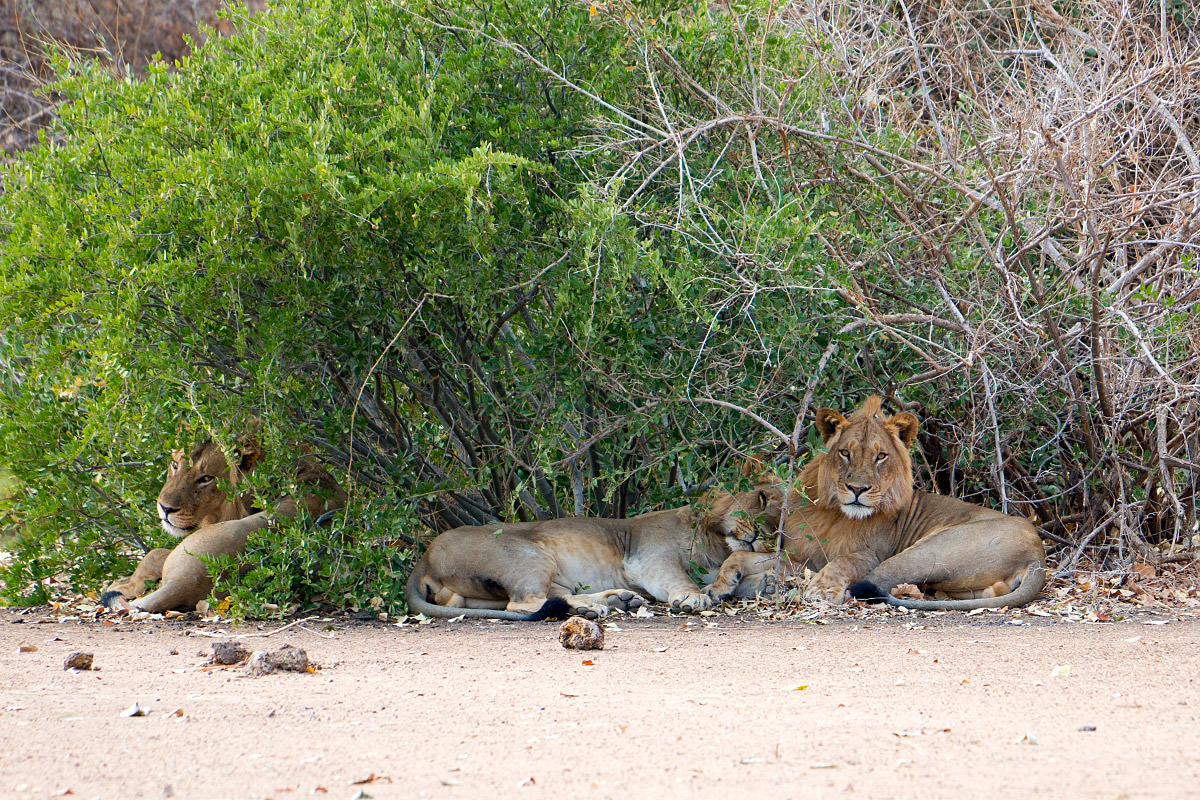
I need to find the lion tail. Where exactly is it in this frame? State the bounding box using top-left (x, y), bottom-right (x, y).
top-left (848, 562), bottom-right (1047, 611)
top-left (404, 554), bottom-right (571, 622)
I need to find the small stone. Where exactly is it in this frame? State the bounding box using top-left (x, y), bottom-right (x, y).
top-left (210, 640), bottom-right (250, 665)
top-left (63, 651), bottom-right (94, 670)
top-left (559, 617), bottom-right (605, 650)
top-left (246, 644), bottom-right (311, 676)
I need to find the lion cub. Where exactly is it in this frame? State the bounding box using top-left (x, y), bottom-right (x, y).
top-left (101, 425), bottom-right (346, 613)
top-left (406, 484), bottom-right (784, 620)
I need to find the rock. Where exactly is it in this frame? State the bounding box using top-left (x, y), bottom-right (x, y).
top-left (559, 616), bottom-right (604, 650)
top-left (246, 644), bottom-right (311, 676)
top-left (63, 651), bottom-right (94, 670)
top-left (210, 640), bottom-right (250, 665)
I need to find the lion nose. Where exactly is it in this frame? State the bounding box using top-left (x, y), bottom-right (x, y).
top-left (159, 503), bottom-right (178, 517)
top-left (846, 484), bottom-right (869, 499)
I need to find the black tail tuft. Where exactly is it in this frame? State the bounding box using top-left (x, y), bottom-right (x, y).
top-left (99, 590), bottom-right (125, 608)
top-left (524, 597), bottom-right (572, 621)
top-left (847, 580), bottom-right (887, 603)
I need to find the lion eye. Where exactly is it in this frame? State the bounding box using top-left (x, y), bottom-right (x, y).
top-left (196, 475), bottom-right (214, 486)
top-left (838, 449), bottom-right (850, 459)
top-left (876, 453), bottom-right (888, 462)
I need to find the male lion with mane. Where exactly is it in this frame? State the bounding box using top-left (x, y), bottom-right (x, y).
top-left (406, 482), bottom-right (784, 621)
top-left (101, 423), bottom-right (346, 613)
top-left (713, 396), bottom-right (1045, 610)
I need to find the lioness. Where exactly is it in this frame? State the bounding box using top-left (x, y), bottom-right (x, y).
top-left (765, 396), bottom-right (1046, 609)
top-left (100, 426), bottom-right (346, 613)
top-left (405, 484), bottom-right (784, 620)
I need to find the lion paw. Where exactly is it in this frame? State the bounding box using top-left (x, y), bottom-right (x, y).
top-left (803, 582), bottom-right (847, 604)
top-left (604, 590), bottom-right (644, 612)
top-left (731, 571), bottom-right (776, 598)
top-left (99, 590), bottom-right (133, 612)
top-left (671, 592), bottom-right (714, 613)
top-left (566, 600), bottom-right (611, 620)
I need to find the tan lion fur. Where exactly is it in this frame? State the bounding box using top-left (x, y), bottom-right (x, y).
top-left (405, 483), bottom-right (784, 621)
top-left (102, 425), bottom-right (346, 613)
top-left (779, 396), bottom-right (1046, 609)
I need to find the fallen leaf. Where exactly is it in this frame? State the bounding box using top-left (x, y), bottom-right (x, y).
top-left (1131, 563), bottom-right (1155, 579)
top-left (351, 774), bottom-right (391, 785)
top-left (560, 692), bottom-right (578, 698)
top-left (18, 643), bottom-right (37, 653)
top-left (581, 659), bottom-right (594, 666)
top-left (1017, 731), bottom-right (1039, 745)
top-left (793, 685), bottom-right (809, 691)
top-left (1050, 664), bottom-right (1071, 679)
top-left (518, 777), bottom-right (536, 787)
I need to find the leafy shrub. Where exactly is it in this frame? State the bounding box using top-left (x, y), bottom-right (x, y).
top-left (0, 0), bottom-right (858, 610)
top-left (4, 0), bottom-right (1192, 612)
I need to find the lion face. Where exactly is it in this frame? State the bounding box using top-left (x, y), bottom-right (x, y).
top-left (156, 435), bottom-right (261, 537)
top-left (813, 396), bottom-right (917, 520)
top-left (705, 484), bottom-right (785, 552)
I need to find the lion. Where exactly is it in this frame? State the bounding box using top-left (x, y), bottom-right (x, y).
top-left (100, 425), bottom-right (347, 613)
top-left (765, 396), bottom-right (1046, 610)
top-left (405, 483), bottom-right (784, 621)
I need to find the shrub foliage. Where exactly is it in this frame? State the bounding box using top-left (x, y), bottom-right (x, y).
top-left (1, 0), bottom-right (1195, 611)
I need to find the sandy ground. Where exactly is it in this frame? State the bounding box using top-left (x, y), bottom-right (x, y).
top-left (3, 606), bottom-right (1200, 800)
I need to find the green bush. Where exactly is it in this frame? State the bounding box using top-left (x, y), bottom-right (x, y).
top-left (8, 0), bottom-right (1176, 610)
top-left (0, 0), bottom-right (867, 611)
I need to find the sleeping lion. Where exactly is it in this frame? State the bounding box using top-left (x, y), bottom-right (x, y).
top-left (405, 483), bottom-right (784, 620)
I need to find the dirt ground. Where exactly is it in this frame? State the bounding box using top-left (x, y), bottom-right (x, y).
top-left (4, 606), bottom-right (1200, 799)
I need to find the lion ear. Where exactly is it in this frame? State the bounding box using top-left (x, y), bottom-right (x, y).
top-left (814, 408), bottom-right (847, 442)
top-left (889, 412), bottom-right (919, 447)
top-left (740, 455), bottom-right (766, 478)
top-left (234, 424), bottom-right (263, 473)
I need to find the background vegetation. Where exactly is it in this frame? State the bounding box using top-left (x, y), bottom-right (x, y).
top-left (1, 0), bottom-right (1196, 614)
